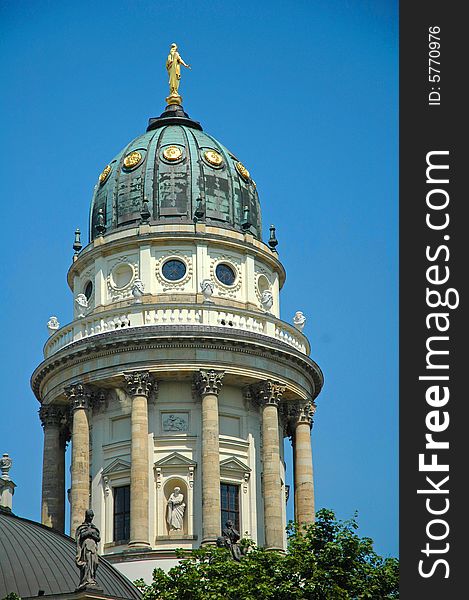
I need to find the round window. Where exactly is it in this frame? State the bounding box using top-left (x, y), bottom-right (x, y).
top-left (111, 263), bottom-right (133, 289)
top-left (215, 263), bottom-right (236, 286)
top-left (162, 259), bottom-right (187, 281)
top-left (84, 280), bottom-right (93, 300)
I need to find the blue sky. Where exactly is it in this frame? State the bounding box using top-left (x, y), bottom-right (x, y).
top-left (0, 0), bottom-right (398, 556)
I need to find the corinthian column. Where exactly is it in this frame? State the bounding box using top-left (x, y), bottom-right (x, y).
top-left (66, 383), bottom-right (92, 536)
top-left (255, 380), bottom-right (285, 551)
top-left (292, 402), bottom-right (316, 526)
top-left (194, 369), bottom-right (225, 545)
top-left (39, 405), bottom-right (66, 531)
top-left (124, 371), bottom-right (154, 547)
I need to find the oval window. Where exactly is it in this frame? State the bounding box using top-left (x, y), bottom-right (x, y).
top-left (215, 263), bottom-right (236, 286)
top-left (84, 280), bottom-right (93, 300)
top-left (257, 274), bottom-right (270, 296)
top-left (162, 259), bottom-right (187, 281)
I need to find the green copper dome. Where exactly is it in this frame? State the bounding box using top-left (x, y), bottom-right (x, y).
top-left (90, 106), bottom-right (261, 241)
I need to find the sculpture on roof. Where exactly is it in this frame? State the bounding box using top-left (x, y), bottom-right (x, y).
top-left (75, 509), bottom-right (102, 591)
top-left (166, 43), bottom-right (191, 105)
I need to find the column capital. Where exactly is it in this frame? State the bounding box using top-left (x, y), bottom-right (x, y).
top-left (285, 400), bottom-right (316, 434)
top-left (193, 369), bottom-right (225, 398)
top-left (64, 383), bottom-right (93, 411)
top-left (252, 380), bottom-right (285, 407)
top-left (39, 404), bottom-right (66, 428)
top-left (124, 370), bottom-right (155, 398)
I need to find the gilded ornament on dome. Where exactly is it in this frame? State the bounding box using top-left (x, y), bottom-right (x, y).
top-left (123, 150), bottom-right (143, 170)
top-left (204, 149), bottom-right (223, 167)
top-left (163, 145), bottom-right (183, 161)
top-left (98, 165), bottom-right (112, 185)
top-left (235, 161), bottom-right (250, 181)
top-left (166, 43), bottom-right (191, 106)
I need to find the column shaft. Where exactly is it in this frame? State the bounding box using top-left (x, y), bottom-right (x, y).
top-left (125, 371), bottom-right (154, 548)
top-left (130, 393), bottom-right (150, 546)
top-left (194, 369), bottom-right (224, 546)
top-left (261, 402), bottom-right (284, 550)
top-left (294, 420), bottom-right (315, 525)
top-left (201, 392), bottom-right (221, 544)
top-left (70, 404), bottom-right (90, 536)
top-left (41, 416), bottom-right (65, 531)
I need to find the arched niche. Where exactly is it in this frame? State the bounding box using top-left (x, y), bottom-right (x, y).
top-left (154, 452), bottom-right (197, 541)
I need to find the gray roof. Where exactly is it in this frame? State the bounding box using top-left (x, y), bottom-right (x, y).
top-left (0, 509), bottom-right (141, 599)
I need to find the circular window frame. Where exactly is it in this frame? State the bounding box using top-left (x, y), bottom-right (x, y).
top-left (161, 258), bottom-right (188, 283)
top-left (215, 262), bottom-right (238, 288)
top-left (109, 262), bottom-right (135, 291)
top-left (156, 254), bottom-right (192, 290)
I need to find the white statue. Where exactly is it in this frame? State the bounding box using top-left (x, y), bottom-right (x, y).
top-left (200, 278), bottom-right (214, 303)
top-left (293, 311), bottom-right (306, 331)
top-left (75, 294), bottom-right (89, 318)
top-left (166, 486), bottom-right (186, 531)
top-left (260, 290), bottom-right (273, 312)
top-left (47, 316), bottom-right (60, 336)
top-left (132, 278), bottom-right (145, 303)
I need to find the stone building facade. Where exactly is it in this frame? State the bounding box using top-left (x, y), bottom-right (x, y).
top-left (31, 100), bottom-right (323, 582)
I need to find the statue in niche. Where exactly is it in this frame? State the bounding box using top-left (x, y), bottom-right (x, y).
top-left (163, 413), bottom-right (187, 431)
top-left (217, 520), bottom-right (247, 562)
top-left (166, 486), bottom-right (186, 531)
top-left (75, 509), bottom-right (101, 591)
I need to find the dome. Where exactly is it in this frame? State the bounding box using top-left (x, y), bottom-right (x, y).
top-left (90, 104), bottom-right (262, 241)
top-left (0, 508), bottom-right (141, 599)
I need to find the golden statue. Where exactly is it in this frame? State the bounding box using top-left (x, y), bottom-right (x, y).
top-left (166, 43), bottom-right (191, 105)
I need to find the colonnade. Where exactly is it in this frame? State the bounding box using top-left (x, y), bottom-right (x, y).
top-left (39, 370), bottom-right (316, 548)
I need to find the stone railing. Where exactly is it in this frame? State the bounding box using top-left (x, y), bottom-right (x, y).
top-left (43, 303), bottom-right (309, 358)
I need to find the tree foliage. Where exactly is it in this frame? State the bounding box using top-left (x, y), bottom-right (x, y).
top-left (135, 509), bottom-right (399, 599)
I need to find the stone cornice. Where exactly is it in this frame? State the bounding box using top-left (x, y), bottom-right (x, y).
top-left (193, 369), bottom-right (225, 398)
top-left (31, 326), bottom-right (323, 403)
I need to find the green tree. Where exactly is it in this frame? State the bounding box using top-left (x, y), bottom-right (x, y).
top-left (135, 509), bottom-right (399, 600)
